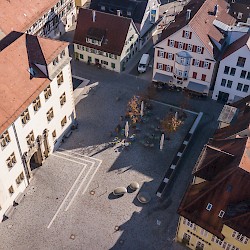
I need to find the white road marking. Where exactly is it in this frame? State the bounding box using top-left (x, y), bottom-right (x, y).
top-left (65, 163), bottom-right (94, 211)
top-left (47, 154), bottom-right (87, 229)
top-left (59, 147), bottom-right (102, 163)
top-left (82, 162), bottom-right (101, 195)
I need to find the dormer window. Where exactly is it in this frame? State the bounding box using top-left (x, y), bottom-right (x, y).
top-left (86, 37), bottom-right (102, 46)
top-left (60, 50), bottom-right (65, 58)
top-left (206, 203), bottom-right (213, 211)
top-left (101, 6), bottom-right (105, 11)
top-left (53, 57), bottom-right (59, 66)
top-left (218, 210), bottom-right (225, 218)
top-left (127, 11), bottom-right (132, 16)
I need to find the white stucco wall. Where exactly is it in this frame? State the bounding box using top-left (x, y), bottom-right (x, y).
top-left (153, 25), bottom-right (216, 92)
top-left (0, 49), bottom-right (75, 220)
top-left (212, 45), bottom-right (250, 103)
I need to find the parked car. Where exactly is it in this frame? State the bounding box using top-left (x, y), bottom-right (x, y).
top-left (138, 54), bottom-right (150, 73)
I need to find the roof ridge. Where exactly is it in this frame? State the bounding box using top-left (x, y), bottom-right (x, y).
top-left (206, 144), bottom-right (235, 157)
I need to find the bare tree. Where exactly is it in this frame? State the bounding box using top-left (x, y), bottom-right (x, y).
top-left (161, 113), bottom-right (182, 139)
top-left (127, 96), bottom-right (141, 124)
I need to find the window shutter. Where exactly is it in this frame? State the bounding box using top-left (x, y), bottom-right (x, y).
top-left (208, 63), bottom-right (211, 69)
top-left (192, 59), bottom-right (195, 65)
top-left (182, 30), bottom-right (185, 38)
top-left (184, 43), bottom-right (188, 50)
top-left (166, 52), bottom-right (168, 58)
top-left (172, 54), bottom-right (175, 60)
top-left (171, 66), bottom-right (173, 72)
top-left (192, 45), bottom-right (197, 52)
top-left (157, 63), bottom-right (159, 69)
top-left (174, 41), bottom-right (178, 48)
top-left (157, 50), bottom-right (160, 57)
top-left (201, 47), bottom-right (204, 54)
top-left (200, 61), bottom-right (204, 67)
top-left (189, 32), bottom-right (192, 39)
top-left (163, 64), bottom-right (166, 71)
top-left (168, 39), bottom-right (170, 46)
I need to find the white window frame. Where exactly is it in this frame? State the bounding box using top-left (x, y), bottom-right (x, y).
top-left (168, 53), bottom-right (173, 60)
top-left (184, 31), bottom-right (190, 39)
top-left (169, 40), bottom-right (174, 47)
top-left (204, 61), bottom-right (209, 69)
top-left (206, 203), bottom-right (213, 211)
top-left (178, 42), bottom-right (183, 49)
top-left (218, 210), bottom-right (225, 218)
top-left (159, 51), bottom-right (165, 58)
top-left (158, 63), bottom-right (163, 70)
top-left (197, 46), bottom-right (202, 54)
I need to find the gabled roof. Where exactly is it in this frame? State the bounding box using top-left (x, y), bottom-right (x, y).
top-left (0, 32), bottom-right (68, 135)
top-left (227, 0), bottom-right (250, 23)
top-left (0, 0), bottom-right (58, 36)
top-left (90, 0), bottom-right (148, 24)
top-left (179, 137), bottom-right (250, 239)
top-left (222, 33), bottom-right (250, 59)
top-left (159, 0), bottom-right (235, 57)
top-left (214, 95), bottom-right (250, 139)
top-left (74, 9), bottom-right (134, 55)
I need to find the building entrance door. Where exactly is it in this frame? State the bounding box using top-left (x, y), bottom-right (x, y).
top-left (217, 91), bottom-right (229, 103)
top-left (30, 152), bottom-right (42, 171)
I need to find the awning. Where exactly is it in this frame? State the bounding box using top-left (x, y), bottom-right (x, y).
top-left (153, 72), bottom-right (173, 83)
top-left (186, 81), bottom-right (208, 94)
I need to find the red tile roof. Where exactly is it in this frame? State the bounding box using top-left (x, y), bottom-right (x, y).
top-left (0, 32), bottom-right (68, 135)
top-left (179, 137), bottom-right (250, 239)
top-left (0, 0), bottom-right (58, 36)
top-left (222, 33), bottom-right (250, 59)
top-left (74, 8), bottom-right (134, 55)
top-left (159, 0), bottom-right (235, 57)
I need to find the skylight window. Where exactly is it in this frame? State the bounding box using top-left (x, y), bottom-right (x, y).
top-left (206, 203), bottom-right (213, 211)
top-left (218, 210), bottom-right (225, 218)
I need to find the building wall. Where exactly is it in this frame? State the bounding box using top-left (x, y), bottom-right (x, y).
top-left (212, 45), bottom-right (250, 103)
top-left (75, 0), bottom-right (88, 8)
top-left (176, 216), bottom-right (249, 250)
top-left (26, 0), bottom-right (76, 38)
top-left (153, 25), bottom-right (216, 93)
top-left (73, 22), bottom-right (139, 72)
top-left (120, 22), bottom-right (140, 71)
top-left (0, 47), bottom-right (75, 221)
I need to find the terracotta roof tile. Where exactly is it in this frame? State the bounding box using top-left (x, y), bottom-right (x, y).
top-left (74, 9), bottom-right (134, 55)
top-left (0, 32), bottom-right (68, 135)
top-left (0, 0), bottom-right (58, 35)
top-left (179, 137), bottom-right (250, 238)
top-left (159, 0), bottom-right (236, 57)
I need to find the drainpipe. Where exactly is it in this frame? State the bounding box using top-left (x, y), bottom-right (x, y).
top-left (11, 123), bottom-right (30, 185)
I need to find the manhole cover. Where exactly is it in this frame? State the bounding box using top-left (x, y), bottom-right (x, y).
top-left (70, 234), bottom-right (75, 240)
top-left (90, 190), bottom-right (95, 195)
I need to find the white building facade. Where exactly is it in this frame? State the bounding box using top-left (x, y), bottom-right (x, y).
top-left (74, 9), bottom-right (139, 72)
top-left (0, 0), bottom-right (76, 40)
top-left (153, 25), bottom-right (216, 95)
top-left (212, 34), bottom-right (250, 103)
top-left (0, 34), bottom-right (76, 221)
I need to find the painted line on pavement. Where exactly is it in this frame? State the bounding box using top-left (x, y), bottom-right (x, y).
top-left (47, 154), bottom-right (87, 229)
top-left (59, 148), bottom-right (102, 163)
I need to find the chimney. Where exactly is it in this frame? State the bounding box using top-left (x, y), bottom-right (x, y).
top-left (92, 10), bottom-right (96, 22)
top-left (244, 102), bottom-right (250, 114)
top-left (117, 10), bottom-right (121, 16)
top-left (214, 4), bottom-right (219, 17)
top-left (186, 9), bottom-right (191, 20)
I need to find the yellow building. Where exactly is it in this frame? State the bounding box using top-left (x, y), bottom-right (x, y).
top-left (176, 96), bottom-right (250, 250)
top-left (75, 0), bottom-right (88, 9)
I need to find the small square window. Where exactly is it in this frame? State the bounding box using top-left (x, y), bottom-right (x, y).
top-left (227, 80), bottom-right (232, 88)
top-left (79, 54), bottom-right (83, 59)
top-left (44, 85), bottom-right (52, 99)
top-left (221, 79), bottom-right (226, 86)
top-left (237, 83), bottom-right (243, 91)
top-left (1, 130), bottom-right (11, 148)
top-left (21, 109), bottom-right (30, 125)
top-left (60, 50), bottom-right (65, 58)
top-left (240, 70), bottom-right (247, 78)
top-left (46, 108), bottom-right (54, 122)
top-left (53, 57), bottom-right (59, 66)
top-left (9, 186), bottom-right (14, 195)
top-left (33, 96), bottom-right (41, 112)
top-left (57, 72), bottom-right (64, 86)
top-left (243, 85), bottom-right (249, 93)
top-left (26, 130), bottom-right (35, 146)
top-left (247, 72), bottom-right (250, 80)
top-left (60, 92), bottom-right (66, 106)
top-left (224, 66), bottom-right (230, 74)
top-left (52, 130), bottom-right (56, 139)
top-left (230, 68), bottom-right (236, 76)
top-left (218, 210), bottom-right (225, 218)
top-left (206, 203), bottom-right (212, 211)
top-left (61, 116), bottom-right (67, 127)
top-left (237, 57), bottom-right (246, 67)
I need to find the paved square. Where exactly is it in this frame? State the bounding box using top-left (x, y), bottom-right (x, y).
top-left (0, 65), bottom-right (223, 250)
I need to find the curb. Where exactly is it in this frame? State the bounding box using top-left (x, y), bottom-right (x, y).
top-left (156, 112), bottom-right (203, 198)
